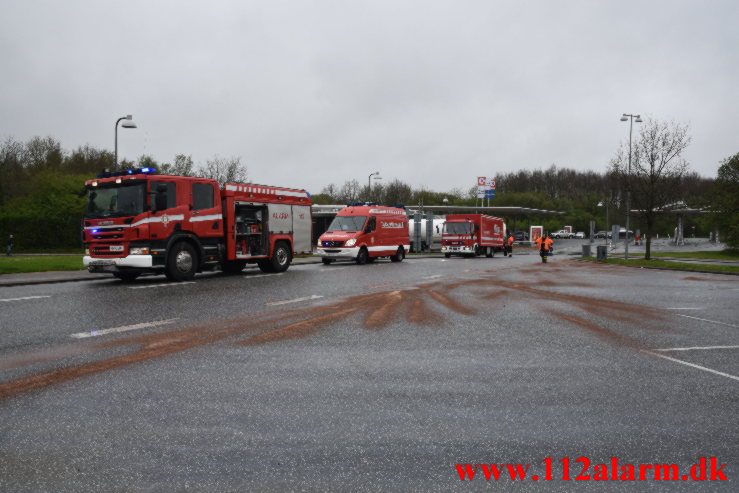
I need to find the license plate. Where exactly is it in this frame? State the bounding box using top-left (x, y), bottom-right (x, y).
top-left (109, 245), bottom-right (124, 252)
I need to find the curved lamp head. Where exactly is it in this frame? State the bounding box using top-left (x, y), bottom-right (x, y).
top-left (620, 115), bottom-right (628, 122)
top-left (121, 120), bottom-right (137, 129)
top-left (635, 115), bottom-right (643, 123)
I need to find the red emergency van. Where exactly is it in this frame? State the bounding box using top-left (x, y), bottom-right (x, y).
top-left (441, 214), bottom-right (505, 258)
top-left (317, 204), bottom-right (409, 265)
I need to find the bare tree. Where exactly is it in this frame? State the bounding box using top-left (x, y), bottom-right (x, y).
top-left (320, 183), bottom-right (338, 201)
top-left (198, 155), bottom-right (247, 186)
top-left (610, 118), bottom-right (692, 259)
top-left (335, 179), bottom-right (362, 204)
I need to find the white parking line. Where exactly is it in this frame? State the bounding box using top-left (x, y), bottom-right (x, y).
top-left (675, 314), bottom-right (738, 328)
top-left (422, 275), bottom-right (443, 280)
top-left (70, 318), bottom-right (179, 339)
top-left (245, 273), bottom-right (284, 279)
top-left (128, 282), bottom-right (195, 289)
top-left (653, 345), bottom-right (739, 352)
top-left (643, 350), bottom-right (739, 382)
top-left (665, 307), bottom-right (703, 310)
top-left (318, 267), bottom-right (346, 272)
top-left (0, 295), bottom-right (51, 302)
top-left (266, 295), bottom-right (323, 306)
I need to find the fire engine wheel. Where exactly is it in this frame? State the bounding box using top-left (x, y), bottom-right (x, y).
top-left (114, 272), bottom-right (140, 282)
top-left (486, 247), bottom-right (493, 258)
top-left (260, 241), bottom-right (292, 273)
top-left (390, 246), bottom-right (405, 262)
top-left (321, 258), bottom-right (334, 265)
top-left (355, 247), bottom-right (369, 265)
top-left (444, 253), bottom-right (451, 258)
top-left (166, 242), bottom-right (197, 281)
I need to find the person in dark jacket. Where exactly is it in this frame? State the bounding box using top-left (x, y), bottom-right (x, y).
top-left (6, 234), bottom-right (14, 256)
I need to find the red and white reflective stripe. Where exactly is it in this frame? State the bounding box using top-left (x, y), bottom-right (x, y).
top-left (131, 215), bottom-right (185, 227)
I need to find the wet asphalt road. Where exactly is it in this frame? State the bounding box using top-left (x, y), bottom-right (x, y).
top-left (1, 254), bottom-right (738, 491)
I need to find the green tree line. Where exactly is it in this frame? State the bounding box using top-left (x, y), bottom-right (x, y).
top-left (1, 131), bottom-right (735, 252)
top-left (0, 136), bottom-right (246, 251)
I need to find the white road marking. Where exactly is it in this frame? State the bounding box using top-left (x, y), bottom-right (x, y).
top-left (245, 273), bottom-right (284, 279)
top-left (317, 267), bottom-right (346, 272)
top-left (266, 294), bottom-right (323, 306)
top-left (675, 314), bottom-right (738, 328)
top-left (128, 282), bottom-right (195, 289)
top-left (653, 345), bottom-right (739, 352)
top-left (665, 307), bottom-right (703, 310)
top-left (643, 350), bottom-right (739, 382)
top-left (422, 275), bottom-right (443, 279)
top-left (0, 295), bottom-right (51, 302)
top-left (70, 318), bottom-right (179, 339)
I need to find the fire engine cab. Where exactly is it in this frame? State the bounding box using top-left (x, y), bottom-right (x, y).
top-left (82, 168), bottom-right (312, 281)
top-left (441, 214), bottom-right (505, 258)
top-left (317, 204), bottom-right (409, 265)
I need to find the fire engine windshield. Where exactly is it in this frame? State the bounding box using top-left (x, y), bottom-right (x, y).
top-left (443, 222), bottom-right (473, 235)
top-left (327, 215), bottom-right (367, 232)
top-left (85, 183), bottom-right (146, 218)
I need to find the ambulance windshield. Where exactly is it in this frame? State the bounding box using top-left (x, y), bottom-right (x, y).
top-left (443, 222), bottom-right (473, 235)
top-left (327, 215), bottom-right (367, 232)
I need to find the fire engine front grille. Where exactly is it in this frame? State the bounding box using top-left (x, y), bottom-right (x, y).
top-left (321, 241), bottom-right (344, 247)
top-left (92, 234), bottom-right (123, 239)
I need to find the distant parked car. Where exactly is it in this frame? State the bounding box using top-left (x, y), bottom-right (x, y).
top-left (512, 231), bottom-right (529, 241)
top-left (551, 230), bottom-right (574, 239)
top-left (594, 230), bottom-right (612, 239)
top-left (574, 231), bottom-right (585, 239)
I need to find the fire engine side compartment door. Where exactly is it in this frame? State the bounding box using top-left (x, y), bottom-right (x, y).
top-left (267, 204), bottom-right (293, 234)
top-left (292, 205), bottom-right (312, 254)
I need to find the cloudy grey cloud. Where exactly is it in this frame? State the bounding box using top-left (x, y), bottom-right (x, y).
top-left (1, 0), bottom-right (737, 195)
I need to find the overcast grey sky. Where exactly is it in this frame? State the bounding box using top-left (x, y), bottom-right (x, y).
top-left (2, 0), bottom-right (737, 194)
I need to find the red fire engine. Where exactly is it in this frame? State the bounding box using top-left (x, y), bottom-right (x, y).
top-left (317, 204), bottom-right (409, 265)
top-left (82, 168), bottom-right (312, 281)
top-left (441, 214), bottom-right (505, 258)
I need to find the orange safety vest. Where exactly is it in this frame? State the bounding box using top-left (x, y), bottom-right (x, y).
top-left (506, 236), bottom-right (514, 246)
top-left (536, 236), bottom-right (553, 251)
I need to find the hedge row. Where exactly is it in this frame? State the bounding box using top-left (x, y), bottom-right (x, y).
top-left (0, 215), bottom-right (84, 252)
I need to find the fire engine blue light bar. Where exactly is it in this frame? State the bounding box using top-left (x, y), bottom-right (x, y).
top-left (96, 167), bottom-right (158, 178)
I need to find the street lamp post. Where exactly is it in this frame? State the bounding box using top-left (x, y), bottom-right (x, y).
top-left (115, 114), bottom-right (137, 169)
top-left (620, 113), bottom-right (642, 260)
top-left (367, 171), bottom-right (380, 201)
top-left (597, 200), bottom-right (609, 244)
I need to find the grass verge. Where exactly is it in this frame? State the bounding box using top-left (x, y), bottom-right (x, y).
top-left (651, 249), bottom-right (739, 260)
top-left (580, 257), bottom-right (739, 274)
top-left (0, 255), bottom-right (85, 275)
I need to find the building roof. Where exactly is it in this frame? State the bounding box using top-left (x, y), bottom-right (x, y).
top-left (312, 204), bottom-right (565, 217)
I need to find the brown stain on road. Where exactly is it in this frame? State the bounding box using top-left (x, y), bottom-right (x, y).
top-left (1, 264), bottom-right (673, 400)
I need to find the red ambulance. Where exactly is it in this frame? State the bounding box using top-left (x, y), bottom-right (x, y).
top-left (441, 214), bottom-right (505, 258)
top-left (317, 204), bottom-right (409, 265)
